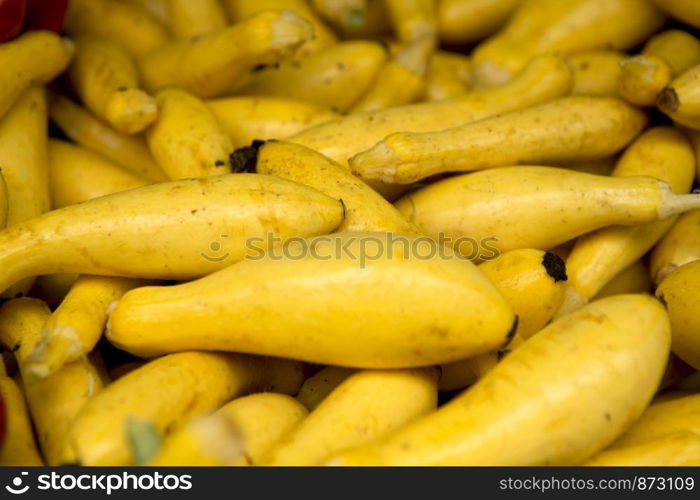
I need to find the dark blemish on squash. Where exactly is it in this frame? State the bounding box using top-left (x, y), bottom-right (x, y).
top-left (191, 209), bottom-right (198, 214)
top-left (229, 140), bottom-right (266, 173)
top-left (215, 160), bottom-right (225, 167)
top-left (657, 87), bottom-right (679, 113)
top-left (543, 252), bottom-right (567, 282)
top-left (117, 86), bottom-right (128, 92)
top-left (501, 316), bottom-right (519, 349)
top-left (604, 412), bottom-right (611, 421)
top-left (656, 293), bottom-right (667, 308)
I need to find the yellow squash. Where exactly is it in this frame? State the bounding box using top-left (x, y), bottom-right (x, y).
top-left (289, 54), bottom-right (572, 167)
top-left (394, 166), bottom-right (700, 257)
top-left (166, 0), bottom-right (228, 39)
top-left (569, 51), bottom-right (625, 97)
top-left (49, 96), bottom-right (167, 182)
top-left (107, 232), bottom-right (516, 367)
top-left (656, 260), bottom-right (700, 370)
top-left (236, 41), bottom-right (387, 113)
top-left (350, 96), bottom-right (647, 184)
top-left (330, 295), bottom-right (670, 465)
top-left (0, 298), bottom-right (105, 465)
top-left (658, 63), bottom-right (700, 130)
top-left (296, 366), bottom-right (356, 410)
top-left (424, 51), bottom-right (472, 101)
top-left (350, 38), bottom-right (432, 113)
top-left (207, 97), bottom-right (338, 148)
top-left (437, 0), bottom-right (521, 45)
top-left (557, 127), bottom-right (695, 316)
top-left (64, 352), bottom-right (305, 466)
top-left (147, 88), bottom-right (232, 180)
top-left (0, 358), bottom-right (43, 466)
top-left (250, 140), bottom-right (419, 234)
top-left (611, 392), bottom-right (700, 448)
top-left (0, 31), bottom-right (73, 121)
top-left (262, 368), bottom-right (438, 465)
top-left (223, 0), bottom-right (336, 56)
top-left (24, 276), bottom-right (148, 380)
top-left (48, 139), bottom-right (150, 209)
top-left (0, 174), bottom-right (343, 292)
top-left (472, 0), bottom-right (664, 87)
top-left (68, 36), bottom-right (157, 134)
top-left (584, 433), bottom-right (700, 466)
top-left (651, 209), bottom-right (700, 285)
top-left (64, 0), bottom-right (169, 58)
top-left (139, 10), bottom-right (313, 97)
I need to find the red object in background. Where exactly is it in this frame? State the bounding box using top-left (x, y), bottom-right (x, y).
top-left (24, 0), bottom-right (68, 33)
top-left (0, 0), bottom-right (27, 42)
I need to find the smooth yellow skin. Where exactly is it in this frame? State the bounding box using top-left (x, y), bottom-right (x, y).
top-left (585, 432), bottom-right (700, 466)
top-left (395, 166), bottom-right (696, 258)
top-left (594, 260), bottom-right (652, 299)
top-left (237, 41), bottom-right (387, 113)
top-left (49, 97), bottom-right (166, 182)
top-left (612, 392), bottom-right (700, 448)
top-left (0, 373), bottom-right (44, 466)
top-left (656, 260), bottom-right (700, 370)
top-left (479, 249), bottom-right (567, 339)
top-left (472, 0), bottom-right (664, 87)
top-left (350, 38), bottom-right (432, 113)
top-left (437, 0), bottom-right (521, 45)
top-left (644, 30), bottom-right (700, 76)
top-left (139, 10), bottom-right (313, 98)
top-left (0, 174), bottom-right (343, 292)
top-left (383, 0), bottom-right (437, 43)
top-left (424, 51), bottom-right (472, 101)
top-left (64, 0), bottom-right (169, 58)
top-left (167, 0), bottom-right (228, 39)
top-left (218, 393), bottom-right (309, 464)
top-left (651, 210), bottom-right (700, 285)
top-left (332, 295), bottom-right (670, 466)
top-left (351, 96), bottom-right (648, 184)
top-left (0, 298), bottom-right (104, 465)
top-left (570, 51), bottom-right (625, 96)
top-left (254, 141), bottom-right (419, 234)
top-left (658, 63), bottom-right (700, 130)
top-left (69, 36), bottom-right (157, 134)
top-left (24, 276), bottom-right (148, 381)
top-left (650, 0), bottom-right (700, 28)
top-left (438, 249), bottom-right (566, 391)
top-left (289, 54), bottom-right (572, 167)
top-left (65, 352), bottom-right (304, 466)
top-left (224, 0), bottom-right (337, 56)
top-left (48, 139), bottom-right (150, 209)
top-left (263, 368), bottom-right (438, 466)
top-left (619, 55), bottom-right (672, 107)
top-left (0, 87), bottom-right (50, 229)
top-left (207, 97), bottom-right (338, 148)
top-left (0, 87), bottom-right (51, 298)
top-left (147, 88), bottom-right (232, 180)
top-left (0, 31), bottom-right (73, 122)
top-left (107, 232), bottom-right (515, 367)
top-left (297, 366), bottom-right (356, 410)
top-left (149, 393), bottom-right (309, 466)
top-left (148, 413), bottom-right (245, 466)
top-left (559, 127), bottom-right (695, 315)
